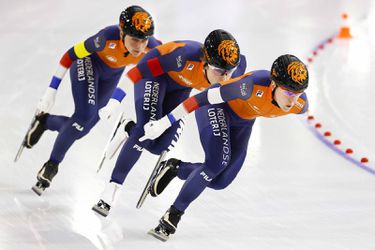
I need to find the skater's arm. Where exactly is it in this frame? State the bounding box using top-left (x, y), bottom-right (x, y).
top-left (139, 73), bottom-right (255, 141)
top-left (167, 73), bottom-right (254, 122)
top-left (49, 28), bottom-right (107, 90)
top-left (36, 29), bottom-right (108, 114)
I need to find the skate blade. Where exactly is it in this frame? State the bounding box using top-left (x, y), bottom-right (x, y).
top-left (15, 115), bottom-right (38, 162)
top-left (31, 185), bottom-right (44, 196)
top-left (136, 188), bottom-right (150, 209)
top-left (92, 205), bottom-right (109, 217)
top-left (96, 156), bottom-right (106, 173)
top-left (107, 140), bottom-right (125, 160)
top-left (14, 144), bottom-right (25, 162)
top-left (148, 228), bottom-right (169, 242)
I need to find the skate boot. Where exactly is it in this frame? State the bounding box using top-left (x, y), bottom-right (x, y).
top-left (148, 206), bottom-right (184, 241)
top-left (25, 113), bottom-right (49, 148)
top-left (32, 160), bottom-right (58, 196)
top-left (105, 119), bottom-right (135, 160)
top-left (150, 158), bottom-right (180, 197)
top-left (92, 181), bottom-right (122, 217)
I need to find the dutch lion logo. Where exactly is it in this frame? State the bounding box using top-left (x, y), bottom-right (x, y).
top-left (287, 61), bottom-right (307, 85)
top-left (132, 12), bottom-right (152, 33)
top-left (218, 40), bottom-right (239, 66)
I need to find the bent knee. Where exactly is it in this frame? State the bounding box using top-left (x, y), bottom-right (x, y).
top-left (146, 143), bottom-right (166, 155)
top-left (69, 116), bottom-right (97, 137)
top-left (208, 179), bottom-right (232, 190)
top-left (72, 111), bottom-right (97, 125)
top-left (148, 149), bottom-right (165, 155)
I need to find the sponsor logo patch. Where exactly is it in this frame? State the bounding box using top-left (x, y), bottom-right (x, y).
top-left (256, 90), bottom-right (264, 97)
top-left (109, 43), bottom-right (116, 49)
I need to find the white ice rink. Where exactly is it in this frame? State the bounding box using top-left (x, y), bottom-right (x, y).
top-left (1, 0), bottom-right (375, 249)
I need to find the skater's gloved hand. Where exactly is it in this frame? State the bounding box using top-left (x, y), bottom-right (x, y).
top-left (139, 116), bottom-right (171, 141)
top-left (99, 98), bottom-right (120, 120)
top-left (37, 87), bottom-right (57, 114)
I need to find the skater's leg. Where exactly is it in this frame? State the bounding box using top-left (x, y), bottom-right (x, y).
top-left (44, 115), bottom-right (69, 131)
top-left (176, 162), bottom-right (203, 180)
top-left (93, 77), bottom-right (167, 215)
top-left (150, 114), bottom-right (254, 195)
top-left (48, 57), bottom-right (101, 163)
top-left (209, 119), bottom-right (255, 190)
top-left (110, 77), bottom-right (167, 184)
top-left (172, 105), bottom-right (231, 212)
top-left (147, 105), bottom-right (231, 240)
top-left (149, 108), bottom-right (252, 239)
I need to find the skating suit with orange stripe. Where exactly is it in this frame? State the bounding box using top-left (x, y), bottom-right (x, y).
top-left (49, 25), bottom-right (161, 101)
top-left (44, 25), bottom-right (161, 164)
top-left (168, 70), bottom-right (308, 123)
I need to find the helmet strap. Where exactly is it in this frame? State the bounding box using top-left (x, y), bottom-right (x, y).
top-left (121, 32), bottom-right (126, 45)
top-left (203, 64), bottom-right (213, 84)
top-left (120, 32), bottom-right (130, 57)
top-left (271, 87), bottom-right (280, 108)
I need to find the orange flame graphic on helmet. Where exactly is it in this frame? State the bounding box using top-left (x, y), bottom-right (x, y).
top-left (132, 12), bottom-right (152, 33)
top-left (287, 61), bottom-right (307, 85)
top-left (218, 40), bottom-right (238, 66)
